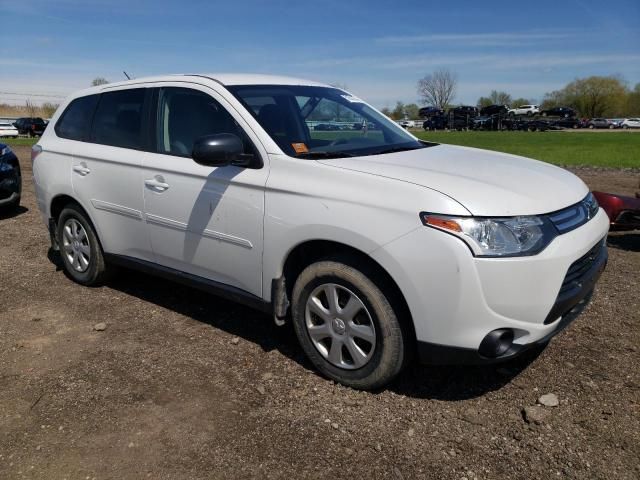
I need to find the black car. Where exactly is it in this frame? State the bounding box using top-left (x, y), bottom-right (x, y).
top-left (418, 106), bottom-right (444, 118)
top-left (540, 107), bottom-right (576, 118)
top-left (422, 116), bottom-right (447, 130)
top-left (449, 106), bottom-right (479, 118)
top-left (314, 123), bottom-right (340, 131)
top-left (424, 115), bottom-right (471, 131)
top-left (13, 117), bottom-right (47, 136)
top-left (0, 144), bottom-right (21, 212)
top-left (479, 104), bottom-right (508, 117)
top-left (551, 117), bottom-right (582, 129)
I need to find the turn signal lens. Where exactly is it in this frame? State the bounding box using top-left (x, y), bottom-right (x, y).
top-left (421, 215), bottom-right (462, 232)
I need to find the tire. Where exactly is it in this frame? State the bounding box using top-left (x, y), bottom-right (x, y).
top-left (56, 204), bottom-right (109, 286)
top-left (623, 125), bottom-right (629, 129)
top-left (291, 257), bottom-right (408, 390)
top-left (0, 162), bottom-right (21, 212)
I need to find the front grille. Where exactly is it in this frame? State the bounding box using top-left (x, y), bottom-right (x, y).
top-left (548, 193), bottom-right (599, 234)
top-left (544, 237), bottom-right (606, 324)
top-left (558, 239), bottom-right (605, 297)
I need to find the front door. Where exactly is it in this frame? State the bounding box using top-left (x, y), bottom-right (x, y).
top-left (142, 86), bottom-right (268, 297)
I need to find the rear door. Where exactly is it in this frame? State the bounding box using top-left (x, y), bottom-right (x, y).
top-left (70, 87), bottom-right (153, 260)
top-left (142, 84), bottom-right (269, 296)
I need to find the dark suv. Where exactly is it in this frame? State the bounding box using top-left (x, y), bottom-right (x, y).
top-left (13, 117), bottom-right (47, 136)
top-left (479, 104), bottom-right (508, 116)
top-left (418, 106), bottom-right (445, 118)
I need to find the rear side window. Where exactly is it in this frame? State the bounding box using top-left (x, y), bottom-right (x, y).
top-left (90, 89), bottom-right (146, 149)
top-left (55, 95), bottom-right (99, 141)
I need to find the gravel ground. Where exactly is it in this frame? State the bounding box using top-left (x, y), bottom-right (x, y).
top-left (1, 146), bottom-right (638, 479)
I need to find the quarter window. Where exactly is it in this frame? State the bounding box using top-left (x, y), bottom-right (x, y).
top-left (156, 87), bottom-right (252, 157)
top-left (55, 95), bottom-right (99, 141)
top-left (90, 89), bottom-right (146, 149)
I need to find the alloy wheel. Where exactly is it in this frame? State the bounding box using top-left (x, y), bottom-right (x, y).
top-left (305, 283), bottom-right (376, 370)
top-left (62, 218), bottom-right (91, 273)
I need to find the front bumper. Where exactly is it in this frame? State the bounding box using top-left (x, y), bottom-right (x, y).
top-left (370, 208), bottom-right (610, 365)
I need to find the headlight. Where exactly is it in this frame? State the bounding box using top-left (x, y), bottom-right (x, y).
top-left (420, 213), bottom-right (556, 257)
top-left (0, 146), bottom-right (11, 156)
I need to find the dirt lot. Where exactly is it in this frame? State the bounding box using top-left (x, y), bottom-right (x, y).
top-left (1, 146), bottom-right (639, 479)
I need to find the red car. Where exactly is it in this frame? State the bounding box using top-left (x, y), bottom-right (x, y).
top-left (592, 185), bottom-right (640, 231)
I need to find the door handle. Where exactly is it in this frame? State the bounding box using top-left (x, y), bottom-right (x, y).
top-left (145, 176), bottom-right (170, 192)
top-left (72, 163), bottom-right (91, 176)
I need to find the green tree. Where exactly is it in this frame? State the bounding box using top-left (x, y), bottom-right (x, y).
top-left (542, 76), bottom-right (628, 117)
top-left (391, 101), bottom-right (405, 120)
top-left (380, 107), bottom-right (392, 117)
top-left (403, 103), bottom-right (420, 119)
top-left (624, 83), bottom-right (640, 116)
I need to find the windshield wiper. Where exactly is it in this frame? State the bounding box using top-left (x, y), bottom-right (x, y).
top-left (374, 145), bottom-right (426, 155)
top-left (296, 151), bottom-right (355, 159)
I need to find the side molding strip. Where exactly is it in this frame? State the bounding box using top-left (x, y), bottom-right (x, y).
top-left (91, 199), bottom-right (144, 221)
top-left (145, 213), bottom-right (253, 249)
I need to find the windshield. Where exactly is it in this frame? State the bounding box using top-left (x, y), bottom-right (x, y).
top-left (227, 85), bottom-right (432, 158)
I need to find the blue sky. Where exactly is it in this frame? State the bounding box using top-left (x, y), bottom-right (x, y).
top-left (1, 0), bottom-right (639, 108)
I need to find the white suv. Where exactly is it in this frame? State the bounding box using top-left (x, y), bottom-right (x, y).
top-left (621, 118), bottom-right (640, 129)
top-left (32, 74), bottom-right (609, 389)
top-left (508, 104), bottom-right (540, 116)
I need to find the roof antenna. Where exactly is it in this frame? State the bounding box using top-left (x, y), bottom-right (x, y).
top-left (123, 71), bottom-right (131, 80)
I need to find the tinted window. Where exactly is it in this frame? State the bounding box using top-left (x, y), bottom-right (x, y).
top-left (55, 95), bottom-right (99, 141)
top-left (90, 89), bottom-right (146, 149)
top-left (156, 87), bottom-right (252, 157)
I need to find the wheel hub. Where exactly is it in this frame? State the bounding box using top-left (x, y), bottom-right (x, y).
top-left (332, 317), bottom-right (346, 335)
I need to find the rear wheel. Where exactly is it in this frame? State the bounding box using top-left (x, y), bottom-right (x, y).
top-left (291, 257), bottom-right (408, 390)
top-left (57, 205), bottom-right (109, 286)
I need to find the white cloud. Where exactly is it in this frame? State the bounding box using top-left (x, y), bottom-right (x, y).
top-left (376, 31), bottom-right (576, 46)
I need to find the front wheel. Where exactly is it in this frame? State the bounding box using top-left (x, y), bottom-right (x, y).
top-left (291, 258), bottom-right (408, 390)
top-left (57, 205), bottom-right (109, 286)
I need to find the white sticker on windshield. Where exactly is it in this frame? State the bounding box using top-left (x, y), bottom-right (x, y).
top-left (341, 94), bottom-right (364, 103)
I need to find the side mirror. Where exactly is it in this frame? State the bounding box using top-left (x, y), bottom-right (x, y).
top-left (192, 133), bottom-right (243, 167)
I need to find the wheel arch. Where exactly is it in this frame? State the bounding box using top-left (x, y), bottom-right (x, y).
top-left (50, 194), bottom-right (106, 251)
top-left (280, 239), bottom-right (416, 345)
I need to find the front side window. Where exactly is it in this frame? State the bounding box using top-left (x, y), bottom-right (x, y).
top-left (90, 89), bottom-right (145, 149)
top-left (156, 87), bottom-right (254, 157)
top-left (228, 85), bottom-right (430, 158)
top-left (55, 95), bottom-right (99, 141)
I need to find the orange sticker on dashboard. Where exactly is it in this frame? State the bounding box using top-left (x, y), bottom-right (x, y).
top-left (292, 142), bottom-right (309, 154)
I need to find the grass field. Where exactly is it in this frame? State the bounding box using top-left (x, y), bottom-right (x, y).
top-left (415, 131), bottom-right (640, 168)
top-left (3, 131), bottom-right (639, 168)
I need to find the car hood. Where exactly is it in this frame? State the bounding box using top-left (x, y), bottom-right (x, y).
top-left (318, 144), bottom-right (588, 216)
